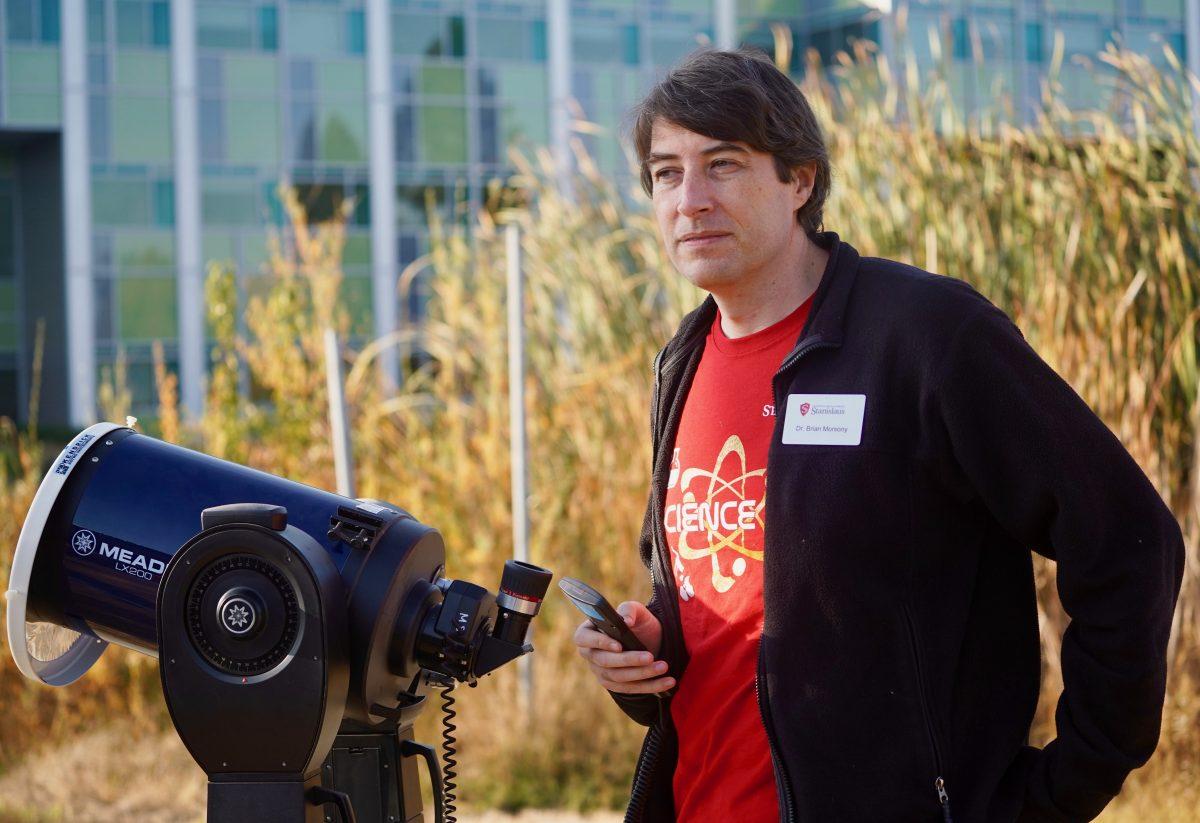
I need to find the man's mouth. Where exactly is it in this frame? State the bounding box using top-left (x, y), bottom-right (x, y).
top-left (678, 232), bottom-right (731, 247)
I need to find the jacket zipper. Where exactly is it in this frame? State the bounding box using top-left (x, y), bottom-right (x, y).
top-left (638, 330), bottom-right (837, 823)
top-left (755, 638), bottom-right (798, 823)
top-left (901, 604), bottom-right (954, 822)
top-left (746, 337), bottom-right (836, 823)
top-left (622, 346), bottom-right (687, 823)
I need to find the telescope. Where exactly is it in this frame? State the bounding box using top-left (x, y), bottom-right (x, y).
top-left (6, 423), bottom-right (553, 822)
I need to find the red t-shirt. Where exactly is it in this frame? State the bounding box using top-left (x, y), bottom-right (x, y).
top-left (666, 296), bottom-right (812, 822)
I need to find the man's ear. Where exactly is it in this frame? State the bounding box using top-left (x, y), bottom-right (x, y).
top-left (792, 161), bottom-right (817, 209)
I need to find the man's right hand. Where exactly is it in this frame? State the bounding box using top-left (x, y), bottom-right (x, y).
top-left (572, 600), bottom-right (675, 695)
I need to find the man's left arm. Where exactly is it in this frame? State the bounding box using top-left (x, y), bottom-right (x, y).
top-left (932, 298), bottom-right (1186, 822)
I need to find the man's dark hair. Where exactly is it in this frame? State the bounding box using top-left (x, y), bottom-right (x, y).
top-left (631, 48), bottom-right (831, 235)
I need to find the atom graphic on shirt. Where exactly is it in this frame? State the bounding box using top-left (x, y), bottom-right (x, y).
top-left (671, 434), bottom-right (766, 596)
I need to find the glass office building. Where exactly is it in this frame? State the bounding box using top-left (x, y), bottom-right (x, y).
top-left (0, 0), bottom-right (1193, 425)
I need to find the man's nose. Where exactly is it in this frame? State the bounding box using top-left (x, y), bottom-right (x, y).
top-left (676, 169), bottom-right (714, 218)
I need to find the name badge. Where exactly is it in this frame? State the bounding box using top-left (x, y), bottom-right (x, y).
top-left (781, 394), bottom-right (866, 446)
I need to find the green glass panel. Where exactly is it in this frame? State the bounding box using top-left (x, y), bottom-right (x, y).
top-left (88, 0), bottom-right (105, 45)
top-left (0, 280), bottom-right (14, 311)
top-left (154, 179), bottom-right (174, 226)
top-left (0, 318), bottom-right (16, 350)
top-left (242, 236), bottom-right (271, 270)
top-left (319, 100), bottom-right (366, 162)
top-left (343, 234), bottom-right (370, 265)
top-left (420, 65), bottom-right (465, 96)
top-left (1070, 0), bottom-right (1117, 13)
top-left (150, 1), bottom-right (169, 46)
top-left (119, 276), bottom-right (176, 340)
top-left (226, 99), bottom-right (280, 164)
top-left (263, 182), bottom-right (283, 225)
top-left (6, 47), bottom-right (59, 87)
top-left (116, 0), bottom-right (146, 46)
top-left (202, 181), bottom-right (259, 225)
top-left (260, 7), bottom-right (278, 50)
top-left (93, 179), bottom-right (150, 225)
top-left (197, 5), bottom-right (254, 49)
top-left (591, 69), bottom-right (618, 105)
top-left (7, 0), bottom-right (34, 41)
top-left (531, 20), bottom-right (546, 61)
top-left (622, 24), bottom-right (639, 65)
top-left (1025, 22), bottom-right (1044, 63)
top-left (574, 23), bottom-right (620, 64)
top-left (115, 52), bottom-right (169, 90)
top-left (341, 276), bottom-right (372, 337)
top-left (392, 13), bottom-right (445, 56)
top-left (6, 92), bottom-right (60, 124)
top-left (287, 8), bottom-right (341, 55)
top-left (112, 96), bottom-right (171, 163)
top-left (650, 31), bottom-right (697, 67)
top-left (346, 10), bottom-right (365, 55)
top-left (316, 60), bottom-right (365, 95)
top-left (41, 0), bottom-right (60, 42)
top-left (225, 55), bottom-right (279, 94)
top-left (449, 16), bottom-right (464, 57)
top-left (202, 231), bottom-right (236, 263)
top-left (421, 105), bottom-right (466, 163)
top-left (500, 101), bottom-right (547, 146)
top-left (116, 231), bottom-right (174, 267)
top-left (115, 0), bottom-right (148, 46)
top-left (1141, 0), bottom-right (1184, 15)
top-left (497, 65), bottom-right (546, 99)
top-left (477, 18), bottom-right (526, 59)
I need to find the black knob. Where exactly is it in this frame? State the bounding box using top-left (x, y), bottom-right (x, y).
top-left (216, 586), bottom-right (267, 639)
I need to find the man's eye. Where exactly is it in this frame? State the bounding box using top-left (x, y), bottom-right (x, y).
top-left (654, 169), bottom-right (679, 181)
top-left (712, 159), bottom-right (735, 170)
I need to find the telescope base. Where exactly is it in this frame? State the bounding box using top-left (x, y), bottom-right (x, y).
top-left (208, 775), bottom-right (324, 823)
top-left (323, 724), bottom-right (424, 823)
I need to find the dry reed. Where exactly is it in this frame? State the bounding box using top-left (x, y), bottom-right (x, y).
top-left (0, 39), bottom-right (1196, 818)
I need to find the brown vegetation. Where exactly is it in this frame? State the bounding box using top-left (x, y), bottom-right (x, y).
top-left (0, 40), bottom-right (1197, 819)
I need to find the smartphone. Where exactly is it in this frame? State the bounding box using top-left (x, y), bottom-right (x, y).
top-left (557, 577), bottom-right (648, 652)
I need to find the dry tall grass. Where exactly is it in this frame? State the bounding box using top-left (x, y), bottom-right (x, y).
top-left (0, 41), bottom-right (1197, 818)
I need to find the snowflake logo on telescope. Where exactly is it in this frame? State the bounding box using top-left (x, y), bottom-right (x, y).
top-left (71, 529), bottom-right (96, 557)
top-left (223, 602), bottom-right (251, 632)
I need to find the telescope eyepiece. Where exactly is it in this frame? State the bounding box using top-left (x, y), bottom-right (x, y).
top-left (497, 560), bottom-right (553, 612)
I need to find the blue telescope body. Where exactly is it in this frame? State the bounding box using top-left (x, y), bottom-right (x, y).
top-left (41, 428), bottom-right (361, 651)
top-left (8, 422), bottom-right (445, 706)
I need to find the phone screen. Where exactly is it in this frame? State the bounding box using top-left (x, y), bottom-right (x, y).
top-left (576, 601), bottom-right (608, 624)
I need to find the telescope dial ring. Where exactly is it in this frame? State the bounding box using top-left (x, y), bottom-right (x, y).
top-left (185, 554), bottom-right (301, 677)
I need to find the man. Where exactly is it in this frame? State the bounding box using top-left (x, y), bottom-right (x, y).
top-left (571, 48), bottom-right (1185, 823)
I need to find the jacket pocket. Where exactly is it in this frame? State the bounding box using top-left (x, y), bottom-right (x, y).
top-left (902, 602), bottom-right (955, 822)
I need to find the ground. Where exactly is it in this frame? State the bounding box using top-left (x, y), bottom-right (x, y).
top-left (0, 724), bottom-right (622, 823)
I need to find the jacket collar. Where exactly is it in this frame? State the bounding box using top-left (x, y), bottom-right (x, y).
top-left (799, 231), bottom-right (859, 350)
top-left (663, 231), bottom-right (861, 362)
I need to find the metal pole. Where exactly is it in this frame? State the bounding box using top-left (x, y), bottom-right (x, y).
top-left (547, 0), bottom-right (573, 199)
top-left (325, 328), bottom-right (356, 498)
top-left (61, 0), bottom-right (95, 425)
top-left (366, 0), bottom-right (399, 392)
top-left (715, 0), bottom-right (737, 51)
top-left (506, 223), bottom-right (533, 712)
top-left (1186, 0), bottom-right (1200, 149)
top-left (171, 0), bottom-right (205, 419)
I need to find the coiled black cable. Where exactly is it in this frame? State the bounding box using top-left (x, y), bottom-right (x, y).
top-left (439, 684), bottom-right (459, 823)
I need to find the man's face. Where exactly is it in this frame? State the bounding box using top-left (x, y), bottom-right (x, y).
top-left (646, 119), bottom-right (813, 294)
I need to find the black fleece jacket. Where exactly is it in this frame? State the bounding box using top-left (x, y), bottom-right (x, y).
top-left (611, 232), bottom-right (1184, 823)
